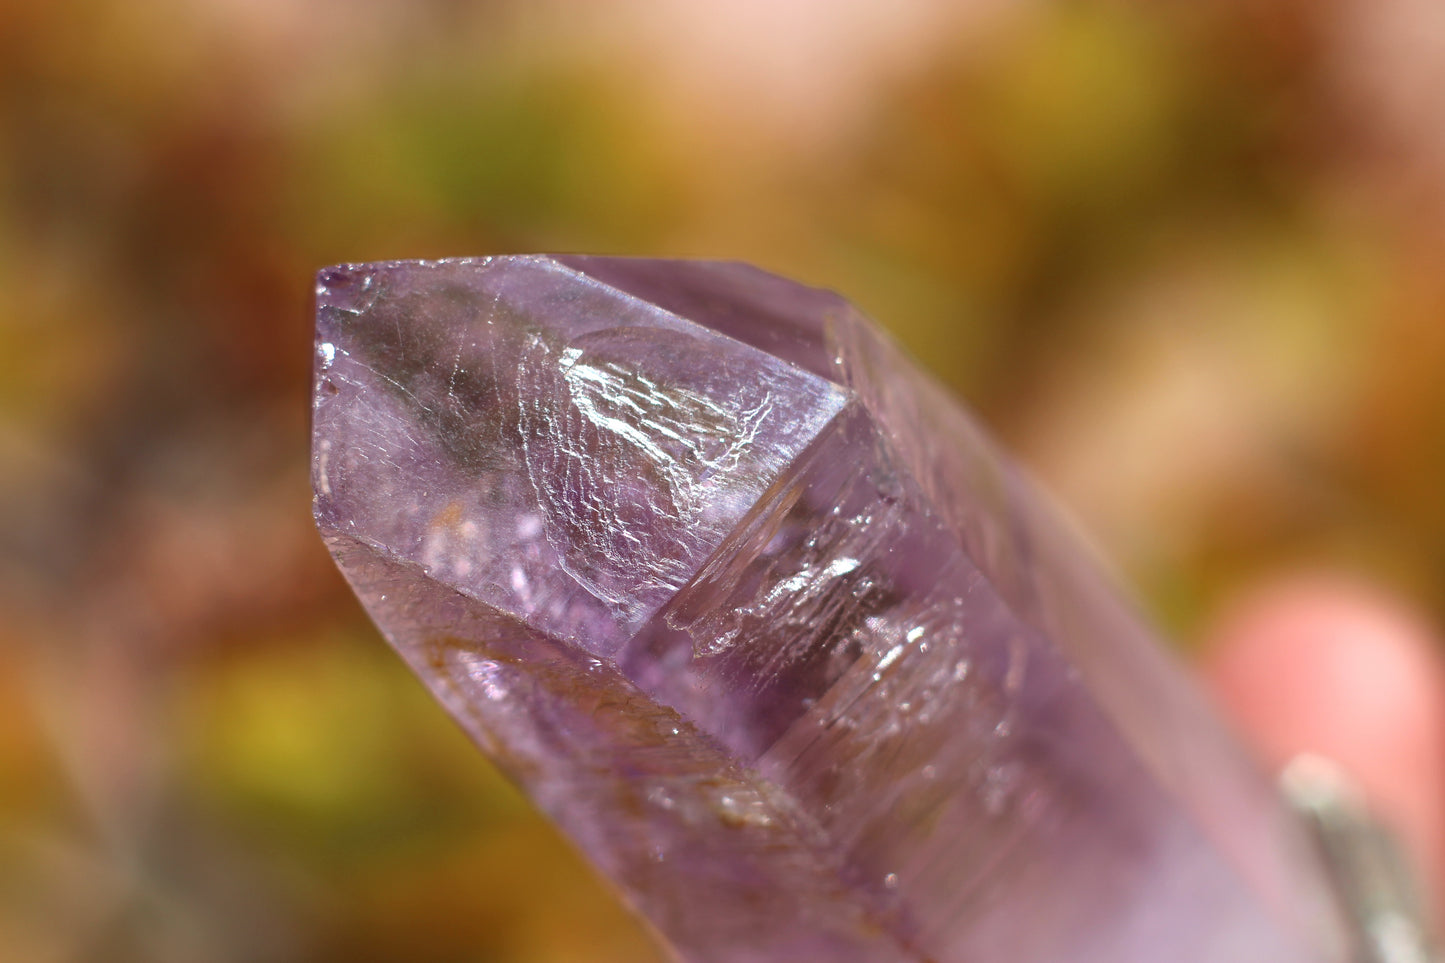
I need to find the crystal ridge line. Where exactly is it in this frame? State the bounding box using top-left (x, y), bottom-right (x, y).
top-left (312, 255), bottom-right (1349, 963)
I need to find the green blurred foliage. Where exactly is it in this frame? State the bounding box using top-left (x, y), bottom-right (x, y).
top-left (2, 0), bottom-right (1443, 959)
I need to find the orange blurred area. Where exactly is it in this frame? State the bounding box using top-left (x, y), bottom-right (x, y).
top-left (2, 1), bottom-right (1444, 960)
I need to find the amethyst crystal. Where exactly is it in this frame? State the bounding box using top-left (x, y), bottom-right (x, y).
top-left (312, 256), bottom-right (1348, 962)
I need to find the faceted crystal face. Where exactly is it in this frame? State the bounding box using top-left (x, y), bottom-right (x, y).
top-left (313, 256), bottom-right (1347, 963)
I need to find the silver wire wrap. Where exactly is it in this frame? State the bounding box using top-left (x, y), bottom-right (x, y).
top-left (1283, 755), bottom-right (1441, 963)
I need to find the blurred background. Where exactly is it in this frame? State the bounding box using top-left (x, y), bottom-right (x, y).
top-left (2, 0), bottom-right (1443, 960)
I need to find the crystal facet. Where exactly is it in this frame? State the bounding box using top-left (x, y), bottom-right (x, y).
top-left (312, 256), bottom-right (1348, 962)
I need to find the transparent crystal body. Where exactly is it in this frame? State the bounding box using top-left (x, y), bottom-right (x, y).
top-left (311, 256), bottom-right (1348, 963)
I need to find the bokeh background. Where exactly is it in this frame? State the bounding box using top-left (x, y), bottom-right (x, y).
top-left (2, 0), bottom-right (1443, 960)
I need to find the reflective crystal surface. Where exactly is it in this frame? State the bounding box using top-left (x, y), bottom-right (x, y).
top-left (312, 256), bottom-right (1348, 963)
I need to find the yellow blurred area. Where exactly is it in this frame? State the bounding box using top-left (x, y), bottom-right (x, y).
top-left (2, 1), bottom-right (1443, 959)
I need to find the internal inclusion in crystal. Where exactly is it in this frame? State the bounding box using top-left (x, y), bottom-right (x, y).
top-left (313, 256), bottom-right (1348, 963)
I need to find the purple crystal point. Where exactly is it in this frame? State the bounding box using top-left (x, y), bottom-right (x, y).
top-left (312, 256), bottom-right (1348, 962)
